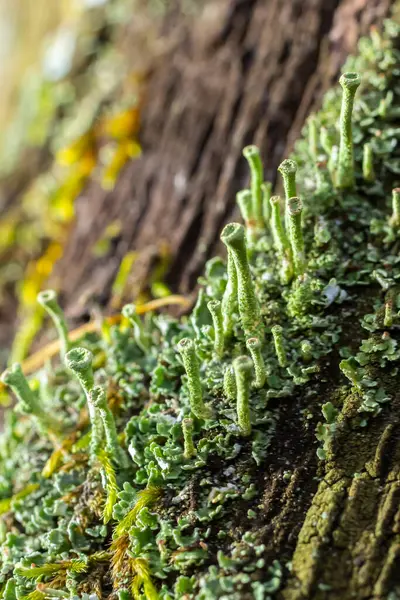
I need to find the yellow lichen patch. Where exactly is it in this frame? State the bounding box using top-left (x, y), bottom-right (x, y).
top-left (55, 132), bottom-right (95, 167)
top-left (102, 106), bottom-right (140, 140)
top-left (101, 139), bottom-right (141, 190)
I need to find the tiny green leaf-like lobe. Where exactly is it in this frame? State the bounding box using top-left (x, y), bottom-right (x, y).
top-left (339, 358), bottom-right (362, 389)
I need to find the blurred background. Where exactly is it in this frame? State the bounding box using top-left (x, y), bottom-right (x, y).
top-left (0, 0), bottom-right (395, 388)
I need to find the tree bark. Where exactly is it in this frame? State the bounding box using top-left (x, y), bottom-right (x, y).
top-left (51, 0), bottom-right (391, 319)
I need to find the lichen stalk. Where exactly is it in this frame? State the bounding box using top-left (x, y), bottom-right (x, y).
top-left (384, 301), bottom-right (393, 328)
top-left (122, 304), bottom-right (149, 352)
top-left (287, 196), bottom-right (306, 276)
top-left (243, 145), bottom-right (264, 229)
top-left (233, 356), bottom-right (253, 436)
top-left (90, 385), bottom-right (129, 468)
top-left (246, 337), bottom-right (266, 389)
top-left (221, 248), bottom-right (238, 339)
top-left (236, 190), bottom-right (257, 242)
top-left (262, 181), bottom-right (272, 225)
top-left (390, 188), bottom-right (400, 227)
top-left (278, 158), bottom-right (297, 232)
top-left (207, 300), bottom-right (224, 358)
top-left (177, 338), bottom-right (212, 420)
top-left (278, 158), bottom-right (297, 201)
top-left (1, 363), bottom-right (61, 433)
top-left (65, 347), bottom-right (103, 456)
top-left (269, 195), bottom-right (293, 284)
top-left (37, 290), bottom-right (70, 359)
top-left (362, 143), bottom-right (375, 182)
top-left (223, 364), bottom-right (236, 400)
top-left (271, 325), bottom-right (287, 368)
top-left (336, 72), bottom-right (361, 189)
top-left (182, 418), bottom-right (196, 459)
top-left (220, 223), bottom-right (262, 338)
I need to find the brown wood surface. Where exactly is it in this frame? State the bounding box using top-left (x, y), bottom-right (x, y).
top-left (48, 0), bottom-right (392, 325)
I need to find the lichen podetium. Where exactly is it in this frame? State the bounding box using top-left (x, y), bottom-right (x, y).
top-left (336, 72), bottom-right (361, 189)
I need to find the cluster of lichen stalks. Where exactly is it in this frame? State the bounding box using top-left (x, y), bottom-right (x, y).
top-left (2, 65), bottom-right (400, 598)
top-left (3, 69), bottom-right (400, 469)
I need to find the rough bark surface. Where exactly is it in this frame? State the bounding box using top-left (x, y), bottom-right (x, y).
top-left (51, 0), bottom-right (391, 319)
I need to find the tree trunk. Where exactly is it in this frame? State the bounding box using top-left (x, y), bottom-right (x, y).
top-left (2, 2), bottom-right (399, 599)
top-left (51, 0), bottom-right (391, 318)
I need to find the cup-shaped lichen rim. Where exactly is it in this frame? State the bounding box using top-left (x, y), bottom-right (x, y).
top-left (65, 347), bottom-right (93, 373)
top-left (236, 190), bottom-right (253, 218)
top-left (234, 355), bottom-right (253, 371)
top-left (207, 300), bottom-right (221, 310)
top-left (1, 363), bottom-right (22, 384)
top-left (178, 338), bottom-right (194, 352)
top-left (246, 337), bottom-right (261, 350)
top-left (122, 303), bottom-right (137, 318)
top-left (340, 72), bottom-right (361, 90)
top-left (242, 144), bottom-right (259, 159)
top-left (270, 195), bottom-right (281, 207)
top-left (220, 222), bottom-right (244, 246)
top-left (278, 158), bottom-right (297, 175)
top-left (287, 196), bottom-right (303, 215)
top-left (37, 289), bottom-right (58, 305)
